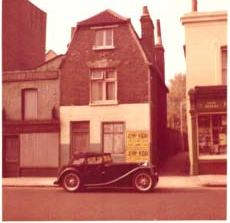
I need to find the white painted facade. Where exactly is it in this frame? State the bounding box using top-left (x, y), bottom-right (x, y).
top-left (60, 103), bottom-right (150, 164)
top-left (61, 103), bottom-right (150, 144)
top-left (181, 11), bottom-right (227, 174)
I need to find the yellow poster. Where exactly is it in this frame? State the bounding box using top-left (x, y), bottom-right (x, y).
top-left (125, 131), bottom-right (150, 162)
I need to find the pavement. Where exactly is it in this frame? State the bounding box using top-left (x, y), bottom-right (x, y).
top-left (2, 152), bottom-right (227, 189)
top-left (1, 175), bottom-right (227, 188)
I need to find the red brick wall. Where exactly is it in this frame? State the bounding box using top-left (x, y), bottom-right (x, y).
top-left (60, 23), bottom-right (150, 105)
top-left (2, 0), bottom-right (46, 71)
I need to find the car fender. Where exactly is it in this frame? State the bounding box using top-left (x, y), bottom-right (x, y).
top-left (55, 167), bottom-right (81, 185)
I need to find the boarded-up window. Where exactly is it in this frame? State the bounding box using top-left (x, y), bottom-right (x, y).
top-left (103, 123), bottom-right (125, 154)
top-left (22, 89), bottom-right (38, 120)
top-left (20, 133), bottom-right (59, 167)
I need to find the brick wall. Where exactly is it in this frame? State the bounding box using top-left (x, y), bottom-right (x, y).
top-left (60, 23), bottom-right (150, 105)
top-left (2, 0), bottom-right (46, 71)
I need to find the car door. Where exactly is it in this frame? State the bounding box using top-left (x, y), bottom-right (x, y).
top-left (104, 163), bottom-right (139, 183)
top-left (84, 156), bottom-right (104, 184)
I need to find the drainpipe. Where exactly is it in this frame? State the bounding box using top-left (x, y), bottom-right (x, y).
top-left (148, 67), bottom-right (153, 165)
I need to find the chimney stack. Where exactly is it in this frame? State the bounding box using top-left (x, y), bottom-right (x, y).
top-left (192, 0), bottom-right (198, 12)
top-left (155, 19), bottom-right (165, 81)
top-left (156, 19), bottom-right (162, 45)
top-left (140, 6), bottom-right (155, 63)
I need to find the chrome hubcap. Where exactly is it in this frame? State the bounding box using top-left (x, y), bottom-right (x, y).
top-left (135, 173), bottom-right (152, 191)
top-left (64, 173), bottom-right (80, 191)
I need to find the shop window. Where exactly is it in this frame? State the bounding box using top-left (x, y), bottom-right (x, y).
top-left (198, 114), bottom-right (227, 155)
top-left (94, 29), bottom-right (114, 49)
top-left (221, 46), bottom-right (227, 85)
top-left (22, 88), bottom-right (38, 120)
top-left (103, 122), bottom-right (125, 154)
top-left (90, 69), bottom-right (117, 104)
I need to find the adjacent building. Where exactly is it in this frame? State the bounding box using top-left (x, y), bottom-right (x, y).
top-left (60, 7), bottom-right (168, 166)
top-left (2, 56), bottom-right (64, 177)
top-left (2, 0), bottom-right (60, 177)
top-left (181, 1), bottom-right (227, 174)
top-left (2, 0), bottom-right (46, 71)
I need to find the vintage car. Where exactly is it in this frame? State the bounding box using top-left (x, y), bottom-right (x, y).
top-left (54, 152), bottom-right (158, 192)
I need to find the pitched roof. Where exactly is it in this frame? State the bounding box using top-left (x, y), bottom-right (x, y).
top-left (77, 9), bottom-right (130, 27)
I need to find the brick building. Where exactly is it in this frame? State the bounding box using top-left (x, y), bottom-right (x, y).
top-left (60, 7), bottom-right (168, 166)
top-left (2, 0), bottom-right (46, 71)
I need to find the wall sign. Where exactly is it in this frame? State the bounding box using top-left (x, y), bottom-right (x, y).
top-left (197, 99), bottom-right (227, 112)
top-left (125, 131), bottom-right (150, 162)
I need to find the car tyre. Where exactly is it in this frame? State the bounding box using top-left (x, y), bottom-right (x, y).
top-left (133, 171), bottom-right (153, 192)
top-left (63, 172), bottom-right (81, 192)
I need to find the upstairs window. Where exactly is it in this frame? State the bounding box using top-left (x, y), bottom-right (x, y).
top-left (22, 88), bottom-right (38, 120)
top-left (94, 29), bottom-right (114, 49)
top-left (221, 46), bottom-right (227, 85)
top-left (90, 69), bottom-right (117, 104)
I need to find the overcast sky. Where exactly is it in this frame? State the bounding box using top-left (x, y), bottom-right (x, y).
top-left (30, 0), bottom-right (228, 85)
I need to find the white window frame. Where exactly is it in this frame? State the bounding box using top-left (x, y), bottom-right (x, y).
top-left (93, 29), bottom-right (114, 50)
top-left (90, 69), bottom-right (118, 105)
top-left (102, 122), bottom-right (125, 155)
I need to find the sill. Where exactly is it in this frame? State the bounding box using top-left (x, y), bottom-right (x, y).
top-left (93, 45), bottom-right (115, 50)
top-left (89, 100), bottom-right (118, 106)
top-left (199, 154), bottom-right (227, 160)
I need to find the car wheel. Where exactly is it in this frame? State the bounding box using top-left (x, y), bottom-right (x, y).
top-left (63, 172), bottom-right (81, 192)
top-left (133, 172), bottom-right (153, 192)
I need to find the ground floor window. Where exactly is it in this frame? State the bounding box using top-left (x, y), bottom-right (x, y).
top-left (103, 122), bottom-right (125, 154)
top-left (198, 114), bottom-right (227, 155)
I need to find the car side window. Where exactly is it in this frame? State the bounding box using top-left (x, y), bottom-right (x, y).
top-left (87, 156), bottom-right (103, 165)
top-left (103, 154), bottom-right (112, 164)
top-left (72, 157), bottom-right (85, 166)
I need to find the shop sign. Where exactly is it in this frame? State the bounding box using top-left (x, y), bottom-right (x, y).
top-left (197, 100), bottom-right (227, 112)
top-left (125, 131), bottom-right (149, 162)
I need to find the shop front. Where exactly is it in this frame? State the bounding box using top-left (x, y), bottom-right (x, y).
top-left (189, 85), bottom-right (227, 174)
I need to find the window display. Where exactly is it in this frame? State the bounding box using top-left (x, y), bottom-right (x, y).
top-left (198, 114), bottom-right (226, 155)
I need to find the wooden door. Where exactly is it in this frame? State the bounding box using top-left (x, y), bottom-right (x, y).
top-left (3, 135), bottom-right (20, 177)
top-left (71, 122), bottom-right (89, 156)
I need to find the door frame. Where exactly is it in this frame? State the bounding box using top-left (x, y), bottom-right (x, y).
top-left (3, 134), bottom-right (20, 177)
top-left (70, 121), bottom-right (90, 159)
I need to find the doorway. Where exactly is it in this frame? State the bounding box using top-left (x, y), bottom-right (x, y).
top-left (70, 121), bottom-right (89, 157)
top-left (3, 135), bottom-right (20, 177)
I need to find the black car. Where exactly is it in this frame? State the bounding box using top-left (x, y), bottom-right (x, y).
top-left (54, 152), bottom-right (158, 192)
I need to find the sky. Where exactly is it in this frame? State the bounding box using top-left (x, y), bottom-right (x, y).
top-left (30, 0), bottom-right (228, 85)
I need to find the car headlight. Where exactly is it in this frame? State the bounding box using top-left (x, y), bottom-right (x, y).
top-left (142, 161), bottom-right (148, 166)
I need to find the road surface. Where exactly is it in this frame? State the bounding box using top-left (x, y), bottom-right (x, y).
top-left (2, 186), bottom-right (226, 220)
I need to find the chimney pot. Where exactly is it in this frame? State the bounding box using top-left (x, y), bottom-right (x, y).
top-left (192, 0), bottom-right (198, 12)
top-left (143, 6), bottom-right (149, 15)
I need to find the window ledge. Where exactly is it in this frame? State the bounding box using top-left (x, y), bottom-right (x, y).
top-left (93, 46), bottom-right (115, 51)
top-left (199, 154), bottom-right (227, 160)
top-left (89, 100), bottom-right (118, 106)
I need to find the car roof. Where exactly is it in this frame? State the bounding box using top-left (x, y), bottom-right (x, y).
top-left (72, 152), bottom-right (111, 159)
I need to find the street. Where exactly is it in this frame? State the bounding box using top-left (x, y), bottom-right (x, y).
top-left (2, 186), bottom-right (226, 220)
